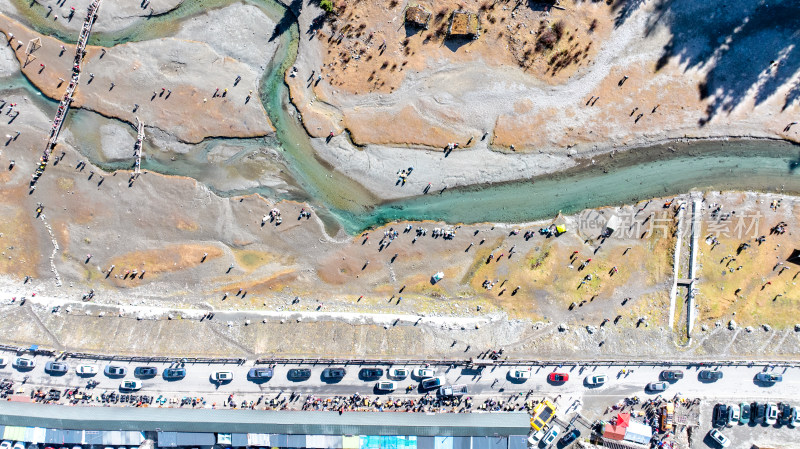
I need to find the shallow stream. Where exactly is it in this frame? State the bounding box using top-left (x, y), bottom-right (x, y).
top-left (5, 0), bottom-right (800, 235)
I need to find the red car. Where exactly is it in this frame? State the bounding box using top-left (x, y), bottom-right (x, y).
top-left (548, 372), bottom-right (569, 382)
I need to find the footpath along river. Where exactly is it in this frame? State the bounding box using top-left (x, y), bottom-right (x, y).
top-left (6, 0), bottom-right (800, 235)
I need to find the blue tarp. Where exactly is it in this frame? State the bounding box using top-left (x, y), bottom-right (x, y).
top-left (270, 434), bottom-right (289, 447)
top-left (507, 436), bottom-right (526, 449)
top-left (287, 434), bottom-right (305, 448)
top-left (231, 433), bottom-right (248, 447)
top-left (434, 436), bottom-right (454, 449)
top-left (452, 437), bottom-right (470, 449)
top-left (418, 437), bottom-right (434, 449)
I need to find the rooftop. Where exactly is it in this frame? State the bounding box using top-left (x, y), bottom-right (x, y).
top-left (405, 6), bottom-right (431, 29)
top-left (448, 11), bottom-right (479, 37)
top-left (0, 402), bottom-right (531, 436)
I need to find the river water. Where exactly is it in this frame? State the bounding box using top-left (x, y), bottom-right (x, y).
top-left (6, 0), bottom-right (800, 235)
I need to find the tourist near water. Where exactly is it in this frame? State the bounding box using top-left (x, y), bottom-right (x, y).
top-left (9, 0), bottom-right (800, 236)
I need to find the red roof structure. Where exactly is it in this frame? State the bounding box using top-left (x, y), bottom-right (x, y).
top-left (603, 423), bottom-right (626, 440)
top-left (616, 413), bottom-right (631, 427)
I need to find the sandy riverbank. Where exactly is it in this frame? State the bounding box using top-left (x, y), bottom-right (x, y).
top-left (0, 3), bottom-right (276, 143)
top-left (285, 0), bottom-right (800, 199)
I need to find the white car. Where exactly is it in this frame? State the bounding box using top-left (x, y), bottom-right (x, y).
top-left (766, 403), bottom-right (778, 425)
top-left (120, 380), bottom-right (141, 391)
top-left (527, 429), bottom-right (545, 445)
top-left (708, 429), bottom-right (730, 447)
top-left (414, 368), bottom-right (435, 378)
top-left (13, 357), bottom-right (35, 369)
top-left (376, 381), bottom-right (396, 392)
top-left (541, 427), bottom-right (559, 447)
top-left (727, 404), bottom-right (740, 426)
top-left (790, 407), bottom-right (800, 428)
top-left (77, 364), bottom-right (98, 375)
top-left (0, 441), bottom-right (11, 449)
top-left (12, 443), bottom-right (24, 449)
top-left (389, 368), bottom-right (409, 379)
top-left (586, 374), bottom-right (607, 386)
top-left (0, 357), bottom-right (7, 367)
top-left (212, 371), bottom-right (233, 382)
top-left (508, 369), bottom-right (531, 380)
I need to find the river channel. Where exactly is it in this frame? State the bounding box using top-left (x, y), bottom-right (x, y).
top-left (6, 0), bottom-right (800, 235)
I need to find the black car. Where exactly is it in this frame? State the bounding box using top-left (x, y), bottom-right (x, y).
top-left (44, 361), bottom-right (69, 375)
top-left (779, 403), bottom-right (793, 425)
top-left (699, 370), bottom-right (724, 381)
top-left (104, 365), bottom-right (127, 377)
top-left (753, 402), bottom-right (767, 424)
top-left (359, 368), bottom-right (384, 379)
top-left (558, 429), bottom-right (581, 447)
top-left (288, 368), bottom-right (312, 380)
top-left (660, 370), bottom-right (684, 381)
top-left (713, 404), bottom-right (729, 428)
top-left (163, 368), bottom-right (186, 380)
top-left (322, 367), bottom-right (347, 379)
top-left (134, 366), bottom-right (158, 378)
top-left (248, 367), bottom-right (274, 379)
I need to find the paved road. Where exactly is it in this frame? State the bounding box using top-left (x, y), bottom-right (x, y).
top-left (2, 350), bottom-right (798, 404)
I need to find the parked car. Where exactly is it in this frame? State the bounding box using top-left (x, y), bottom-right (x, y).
top-left (699, 370), bottom-right (723, 381)
top-left (548, 372), bottom-right (569, 383)
top-left (13, 357), bottom-right (35, 369)
top-left (104, 365), bottom-right (127, 377)
top-left (414, 368), bottom-right (435, 378)
top-left (12, 443), bottom-right (24, 449)
top-left (753, 402), bottom-right (767, 424)
top-left (646, 382), bottom-right (668, 392)
top-left (133, 367), bottom-right (158, 378)
top-left (558, 429), bottom-right (580, 447)
top-left (739, 403), bottom-right (751, 425)
top-left (727, 404), bottom-right (739, 426)
top-left (44, 361), bottom-right (68, 374)
top-left (420, 376), bottom-right (445, 390)
top-left (211, 371), bottom-right (233, 383)
top-left (528, 429), bottom-right (545, 445)
top-left (163, 368), bottom-right (186, 380)
top-left (586, 375), bottom-right (607, 386)
top-left (779, 403), bottom-right (793, 426)
top-left (322, 367), bottom-right (346, 380)
top-left (359, 368), bottom-right (384, 379)
top-left (766, 403), bottom-right (778, 425)
top-left (660, 370), bottom-right (684, 381)
top-left (541, 428), bottom-right (559, 447)
top-left (708, 429), bottom-right (730, 448)
top-left (755, 372), bottom-right (783, 383)
top-left (0, 440), bottom-right (12, 449)
top-left (438, 384), bottom-right (468, 397)
top-left (0, 358), bottom-right (8, 367)
top-left (76, 365), bottom-right (97, 376)
top-left (713, 404), bottom-right (729, 428)
top-left (389, 368), bottom-right (409, 379)
top-left (375, 381), bottom-right (396, 392)
top-left (288, 368), bottom-right (311, 380)
top-left (247, 367), bottom-right (274, 380)
top-left (508, 369), bottom-right (531, 380)
top-left (120, 380), bottom-right (141, 391)
top-left (790, 407), bottom-right (800, 428)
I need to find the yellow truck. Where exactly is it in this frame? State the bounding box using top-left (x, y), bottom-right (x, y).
top-left (661, 403), bottom-right (674, 432)
top-left (530, 400), bottom-right (557, 431)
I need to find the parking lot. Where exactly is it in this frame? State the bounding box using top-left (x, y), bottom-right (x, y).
top-left (696, 400), bottom-right (800, 448)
